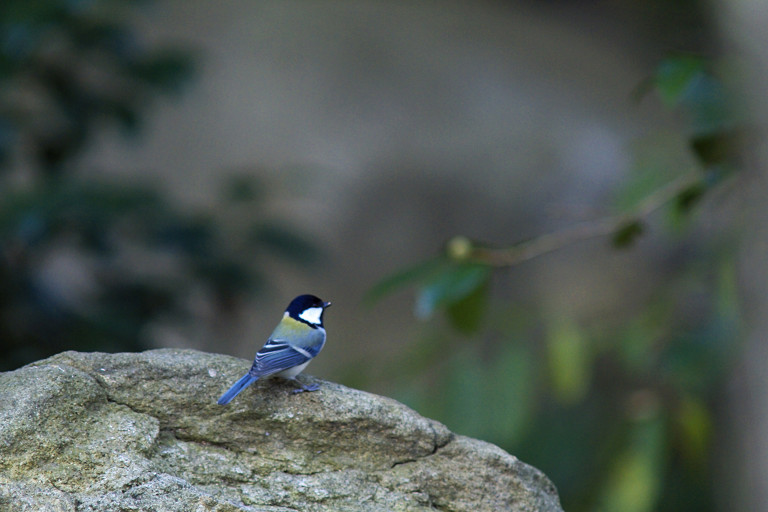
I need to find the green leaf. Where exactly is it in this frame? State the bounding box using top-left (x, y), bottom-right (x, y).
top-left (617, 307), bottom-right (666, 375)
top-left (682, 73), bottom-right (732, 136)
top-left (546, 316), bottom-right (591, 405)
top-left (690, 129), bottom-right (743, 168)
top-left (445, 274), bottom-right (489, 334)
top-left (365, 257), bottom-right (447, 305)
top-left (612, 220), bottom-right (644, 248)
top-left (483, 343), bottom-right (536, 445)
top-left (415, 263), bottom-right (491, 319)
top-left (614, 133), bottom-right (691, 213)
top-left (442, 346), bottom-right (486, 437)
top-left (653, 55), bottom-right (707, 108)
top-left (674, 394), bottom-right (712, 467)
top-left (674, 181), bottom-right (706, 215)
top-left (598, 413), bottom-right (665, 512)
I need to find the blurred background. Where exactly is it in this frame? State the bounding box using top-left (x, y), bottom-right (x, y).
top-left (1, 1), bottom-right (765, 511)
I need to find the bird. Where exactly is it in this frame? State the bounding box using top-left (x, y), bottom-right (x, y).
top-left (217, 294), bottom-right (331, 405)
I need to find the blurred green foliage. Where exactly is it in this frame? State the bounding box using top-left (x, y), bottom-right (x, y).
top-left (0, 0), bottom-right (193, 173)
top-left (0, 1), bottom-right (315, 370)
top-left (370, 56), bottom-right (744, 512)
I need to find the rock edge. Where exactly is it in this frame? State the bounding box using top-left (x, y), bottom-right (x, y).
top-left (0, 349), bottom-right (563, 512)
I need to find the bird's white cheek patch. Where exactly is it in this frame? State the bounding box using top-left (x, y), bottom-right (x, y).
top-left (299, 307), bottom-right (323, 325)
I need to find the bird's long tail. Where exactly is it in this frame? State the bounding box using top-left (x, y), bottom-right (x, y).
top-left (217, 373), bottom-right (258, 405)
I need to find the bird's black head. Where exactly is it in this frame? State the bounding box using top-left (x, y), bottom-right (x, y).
top-left (286, 294), bottom-right (331, 326)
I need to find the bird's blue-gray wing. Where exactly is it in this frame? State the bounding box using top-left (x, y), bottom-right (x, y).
top-left (252, 338), bottom-right (314, 377)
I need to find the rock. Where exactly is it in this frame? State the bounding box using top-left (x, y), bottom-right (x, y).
top-left (0, 349), bottom-right (563, 511)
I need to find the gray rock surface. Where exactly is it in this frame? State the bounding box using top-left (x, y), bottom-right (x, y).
top-left (0, 349), bottom-right (563, 511)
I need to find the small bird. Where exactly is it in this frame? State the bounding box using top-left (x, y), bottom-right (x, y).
top-left (217, 294), bottom-right (331, 405)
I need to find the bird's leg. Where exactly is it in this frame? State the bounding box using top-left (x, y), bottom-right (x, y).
top-left (290, 379), bottom-right (320, 394)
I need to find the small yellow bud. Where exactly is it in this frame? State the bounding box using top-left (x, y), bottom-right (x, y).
top-left (446, 236), bottom-right (473, 260)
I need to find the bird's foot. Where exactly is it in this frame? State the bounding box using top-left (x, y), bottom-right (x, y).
top-left (291, 382), bottom-right (320, 394)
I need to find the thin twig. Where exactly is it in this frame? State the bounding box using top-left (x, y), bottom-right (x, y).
top-left (463, 173), bottom-right (702, 267)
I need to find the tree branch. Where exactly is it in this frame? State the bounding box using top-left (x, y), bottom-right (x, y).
top-left (451, 173), bottom-right (702, 267)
